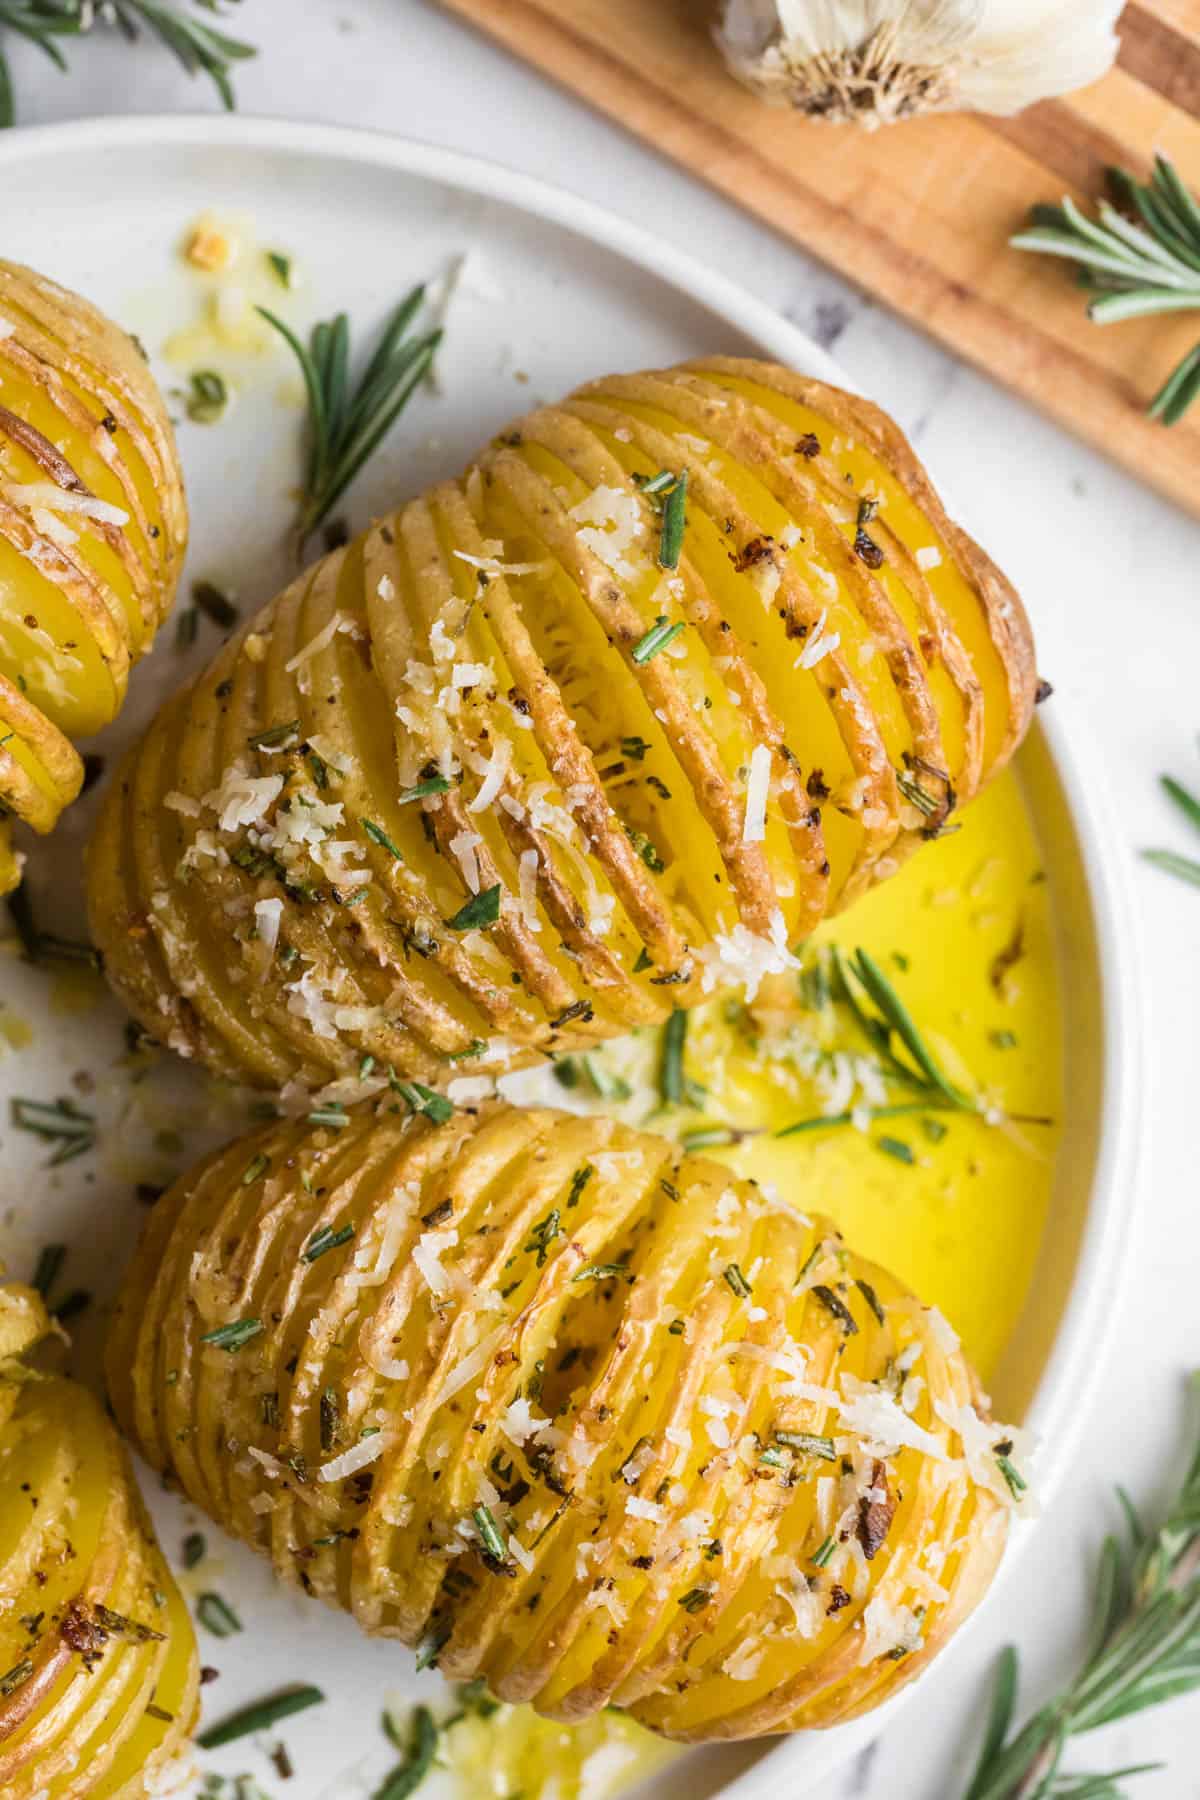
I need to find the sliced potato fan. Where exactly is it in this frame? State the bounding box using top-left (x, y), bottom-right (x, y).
top-left (0, 259), bottom-right (187, 893)
top-left (88, 358), bottom-right (1037, 1089)
top-left (0, 1285), bottom-right (198, 1798)
top-left (107, 1101), bottom-right (1023, 1740)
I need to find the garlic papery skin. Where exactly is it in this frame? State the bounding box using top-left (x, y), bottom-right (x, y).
top-left (715, 1), bottom-right (1124, 129)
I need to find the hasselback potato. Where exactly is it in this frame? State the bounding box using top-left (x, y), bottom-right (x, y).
top-left (88, 357), bottom-right (1036, 1088)
top-left (0, 1284), bottom-right (198, 1796)
top-left (108, 1101), bottom-right (1023, 1740)
top-left (0, 259), bottom-right (187, 894)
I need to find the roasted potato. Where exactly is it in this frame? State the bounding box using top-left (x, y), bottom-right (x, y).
top-left (0, 259), bottom-right (187, 893)
top-left (107, 1101), bottom-right (1022, 1740)
top-left (88, 357), bottom-right (1036, 1087)
top-left (0, 1284), bottom-right (198, 1797)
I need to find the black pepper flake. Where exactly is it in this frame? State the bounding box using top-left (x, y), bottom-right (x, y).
top-left (854, 527), bottom-right (885, 570)
top-left (856, 1461), bottom-right (896, 1561)
top-left (795, 433), bottom-right (820, 458)
top-left (1035, 678), bottom-right (1054, 704)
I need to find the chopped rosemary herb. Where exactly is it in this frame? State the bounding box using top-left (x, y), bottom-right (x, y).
top-left (199, 1318), bottom-right (263, 1353)
top-left (810, 1284), bottom-right (859, 1336)
top-left (444, 884), bottom-right (501, 931)
top-left (659, 1008), bottom-right (687, 1107)
top-left (266, 251), bottom-right (294, 288)
top-left (472, 1503), bottom-right (508, 1564)
top-left (680, 1125), bottom-right (743, 1152)
top-left (995, 1452), bottom-right (1028, 1499)
top-left (10, 1095), bottom-right (96, 1165)
top-left (631, 614), bottom-right (685, 665)
top-left (723, 1262), bottom-right (752, 1299)
top-left (247, 719), bottom-right (300, 750)
top-left (628, 828), bottom-right (664, 872)
top-left (877, 1134), bottom-right (915, 1164)
top-left (195, 1592), bottom-right (242, 1637)
top-left (0, 1659), bottom-right (32, 1697)
top-left (811, 1535), bottom-right (836, 1567)
top-left (776, 1431), bottom-right (837, 1462)
top-left (620, 735), bottom-right (652, 760)
top-left (192, 579), bottom-right (239, 630)
top-left (634, 468), bottom-right (689, 569)
top-left (320, 1387), bottom-right (340, 1453)
top-left (524, 1208), bottom-right (561, 1267)
top-left (362, 818), bottom-right (404, 860)
top-left (182, 1532), bottom-right (206, 1570)
top-left (257, 284), bottom-right (442, 547)
top-left (186, 369), bottom-right (229, 425)
top-left (855, 1278), bottom-right (887, 1326)
top-left (390, 1078), bottom-right (454, 1125)
top-left (566, 1164), bottom-right (593, 1209)
top-left (307, 1102), bottom-right (348, 1129)
top-left (302, 1223), bottom-right (355, 1264)
top-left (397, 774), bottom-right (452, 804)
top-left (678, 1585), bottom-right (712, 1613)
top-left (375, 1703), bottom-right (438, 1800)
top-left (413, 1622), bottom-right (450, 1671)
top-left (658, 469), bottom-right (688, 569)
top-left (32, 1242), bottom-right (65, 1297)
top-left (198, 1684), bottom-right (325, 1749)
top-left (572, 1262), bottom-right (631, 1283)
top-left (241, 1152), bottom-right (270, 1186)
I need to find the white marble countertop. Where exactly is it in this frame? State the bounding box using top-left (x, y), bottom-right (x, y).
top-left (5, 2), bottom-right (1200, 1795)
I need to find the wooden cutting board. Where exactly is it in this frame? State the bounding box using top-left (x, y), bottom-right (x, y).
top-left (438, 0), bottom-right (1200, 517)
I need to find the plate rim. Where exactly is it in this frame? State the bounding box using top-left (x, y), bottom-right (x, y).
top-left (0, 112), bottom-right (1144, 1796)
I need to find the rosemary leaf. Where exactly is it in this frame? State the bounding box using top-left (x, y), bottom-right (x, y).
top-left (198, 1684), bottom-right (324, 1748)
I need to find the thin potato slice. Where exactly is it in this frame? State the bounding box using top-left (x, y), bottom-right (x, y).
top-left (107, 1102), bottom-right (1023, 1741)
top-left (88, 360), bottom-right (1036, 1086)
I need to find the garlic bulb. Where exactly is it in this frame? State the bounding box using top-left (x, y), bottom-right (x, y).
top-left (715, 1), bottom-right (1124, 128)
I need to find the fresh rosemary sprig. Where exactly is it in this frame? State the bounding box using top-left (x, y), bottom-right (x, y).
top-left (1011, 156), bottom-right (1200, 427)
top-left (0, 1), bottom-right (256, 129)
top-left (777, 946), bottom-right (1051, 1140)
top-left (257, 283), bottom-right (442, 549)
top-left (1144, 760), bottom-right (1200, 889)
top-left (963, 1374), bottom-right (1200, 1800)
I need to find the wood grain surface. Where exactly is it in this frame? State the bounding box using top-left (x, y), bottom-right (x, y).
top-left (438, 0), bottom-right (1200, 515)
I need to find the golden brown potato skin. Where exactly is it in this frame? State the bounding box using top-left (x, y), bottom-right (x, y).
top-left (0, 1286), bottom-right (198, 1797)
top-left (107, 1101), bottom-right (1018, 1740)
top-left (87, 358), bottom-right (1036, 1087)
top-left (0, 259), bottom-right (187, 893)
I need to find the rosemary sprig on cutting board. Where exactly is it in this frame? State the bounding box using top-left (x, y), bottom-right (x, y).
top-left (964, 1375), bottom-right (1200, 1799)
top-left (1012, 155), bottom-right (1200, 426)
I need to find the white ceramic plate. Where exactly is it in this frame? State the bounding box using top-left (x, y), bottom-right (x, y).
top-left (0, 117), bottom-right (1140, 1800)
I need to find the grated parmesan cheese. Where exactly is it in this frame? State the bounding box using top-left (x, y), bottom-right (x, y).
top-left (318, 1432), bottom-right (393, 1483)
top-left (742, 744), bottom-right (771, 844)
